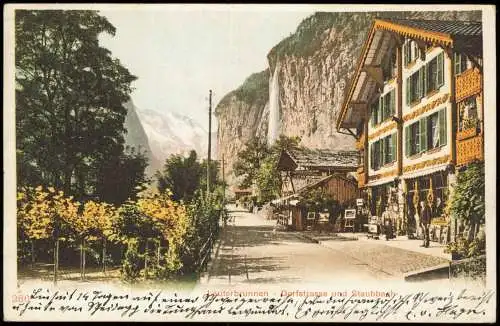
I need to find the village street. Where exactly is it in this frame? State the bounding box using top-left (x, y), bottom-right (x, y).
top-left (199, 205), bottom-right (451, 289)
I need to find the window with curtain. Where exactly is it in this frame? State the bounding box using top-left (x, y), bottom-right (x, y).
top-left (404, 39), bottom-right (420, 66)
top-left (405, 108), bottom-right (447, 157)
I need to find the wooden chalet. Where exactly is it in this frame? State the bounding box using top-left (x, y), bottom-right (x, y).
top-left (336, 18), bottom-right (484, 242)
top-left (277, 148), bottom-right (359, 197)
top-left (285, 174), bottom-right (361, 231)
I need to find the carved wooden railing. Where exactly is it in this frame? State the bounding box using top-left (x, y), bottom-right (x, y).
top-left (456, 68), bottom-right (482, 102)
top-left (457, 127), bottom-right (479, 141)
top-left (457, 132), bottom-right (484, 166)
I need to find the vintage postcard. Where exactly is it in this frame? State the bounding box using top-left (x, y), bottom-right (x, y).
top-left (3, 3), bottom-right (496, 322)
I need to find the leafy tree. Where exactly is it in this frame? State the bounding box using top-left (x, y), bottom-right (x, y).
top-left (450, 162), bottom-right (485, 241)
top-left (156, 150), bottom-right (203, 202)
top-left (95, 146), bottom-right (149, 205)
top-left (234, 135), bottom-right (301, 203)
top-left (15, 10), bottom-right (137, 196)
top-left (233, 137), bottom-right (272, 189)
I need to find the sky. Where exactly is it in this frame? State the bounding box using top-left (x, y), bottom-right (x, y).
top-left (98, 6), bottom-right (314, 129)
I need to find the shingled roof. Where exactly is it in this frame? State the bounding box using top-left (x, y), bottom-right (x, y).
top-left (277, 148), bottom-right (359, 171)
top-left (382, 18), bottom-right (482, 38)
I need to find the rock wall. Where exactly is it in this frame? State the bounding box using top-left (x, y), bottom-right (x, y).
top-left (216, 11), bottom-right (482, 191)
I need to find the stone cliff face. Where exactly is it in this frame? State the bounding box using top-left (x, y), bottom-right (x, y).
top-left (216, 11), bottom-right (481, 190)
top-left (215, 70), bottom-right (269, 187)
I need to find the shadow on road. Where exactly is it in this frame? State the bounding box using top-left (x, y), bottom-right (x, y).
top-left (223, 225), bottom-right (301, 249)
top-left (210, 254), bottom-right (287, 277)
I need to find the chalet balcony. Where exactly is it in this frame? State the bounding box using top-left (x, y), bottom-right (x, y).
top-left (457, 128), bottom-right (483, 166)
top-left (456, 67), bottom-right (482, 102)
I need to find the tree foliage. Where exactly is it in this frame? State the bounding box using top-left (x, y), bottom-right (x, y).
top-left (15, 10), bottom-right (137, 197)
top-left (156, 150), bottom-right (203, 202)
top-left (234, 135), bottom-right (301, 203)
top-left (449, 162), bottom-right (485, 240)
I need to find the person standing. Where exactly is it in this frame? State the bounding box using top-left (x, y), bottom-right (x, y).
top-left (420, 200), bottom-right (432, 247)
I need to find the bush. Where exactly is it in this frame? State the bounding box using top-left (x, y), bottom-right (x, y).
top-left (445, 235), bottom-right (486, 260)
top-left (121, 240), bottom-right (142, 282)
top-left (449, 162), bottom-right (485, 241)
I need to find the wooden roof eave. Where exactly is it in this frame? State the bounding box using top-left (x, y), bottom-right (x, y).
top-left (337, 20), bottom-right (378, 131)
top-left (373, 19), bottom-right (454, 48)
top-left (337, 19), bottom-right (455, 131)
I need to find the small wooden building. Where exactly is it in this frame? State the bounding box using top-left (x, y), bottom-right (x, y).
top-left (281, 174), bottom-right (361, 231)
top-left (277, 148), bottom-right (359, 197)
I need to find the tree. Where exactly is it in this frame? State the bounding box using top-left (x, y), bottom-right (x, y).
top-left (95, 146), bottom-right (149, 205)
top-left (450, 162), bottom-right (485, 241)
top-left (156, 150), bottom-right (203, 203)
top-left (233, 138), bottom-right (271, 189)
top-left (234, 135), bottom-right (301, 203)
top-left (17, 185), bottom-right (80, 283)
top-left (15, 10), bottom-right (137, 196)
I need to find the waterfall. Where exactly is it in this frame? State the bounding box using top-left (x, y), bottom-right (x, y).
top-left (267, 63), bottom-right (281, 146)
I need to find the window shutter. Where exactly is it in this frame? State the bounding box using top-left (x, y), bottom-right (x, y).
top-left (403, 40), bottom-right (408, 66)
top-left (415, 122), bottom-right (421, 154)
top-left (425, 63), bottom-right (430, 95)
top-left (406, 77), bottom-right (411, 106)
top-left (405, 126), bottom-right (410, 157)
top-left (419, 117), bottom-right (428, 153)
top-left (414, 42), bottom-right (420, 60)
top-left (390, 90), bottom-right (396, 116)
top-left (370, 103), bottom-right (376, 127)
top-left (370, 143), bottom-right (374, 170)
top-left (437, 52), bottom-right (444, 87)
top-left (391, 133), bottom-right (397, 162)
top-left (419, 67), bottom-right (425, 99)
top-left (454, 52), bottom-right (460, 75)
top-left (379, 97), bottom-right (383, 123)
top-left (439, 108), bottom-right (447, 146)
top-left (379, 140), bottom-right (384, 167)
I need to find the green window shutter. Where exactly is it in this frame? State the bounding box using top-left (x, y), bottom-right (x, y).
top-left (454, 52), bottom-right (460, 75)
top-left (384, 93), bottom-right (390, 121)
top-left (439, 108), bottom-right (447, 146)
top-left (437, 52), bottom-right (444, 87)
top-left (370, 103), bottom-right (376, 127)
top-left (391, 89), bottom-right (396, 116)
top-left (405, 126), bottom-right (410, 157)
top-left (424, 63), bottom-right (430, 95)
top-left (419, 67), bottom-right (425, 99)
top-left (391, 133), bottom-right (397, 162)
top-left (379, 140), bottom-right (384, 167)
top-left (419, 117), bottom-right (428, 153)
top-left (406, 77), bottom-right (411, 106)
top-left (378, 97), bottom-right (382, 123)
top-left (370, 143), bottom-right (374, 170)
top-left (415, 122), bottom-right (421, 154)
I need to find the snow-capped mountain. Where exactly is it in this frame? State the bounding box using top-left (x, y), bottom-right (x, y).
top-left (135, 108), bottom-right (217, 165)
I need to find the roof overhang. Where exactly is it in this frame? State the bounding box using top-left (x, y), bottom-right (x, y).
top-left (336, 18), bottom-right (462, 131)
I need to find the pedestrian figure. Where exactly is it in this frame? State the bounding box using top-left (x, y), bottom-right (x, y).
top-left (420, 200), bottom-right (432, 247)
top-left (382, 209), bottom-right (394, 241)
